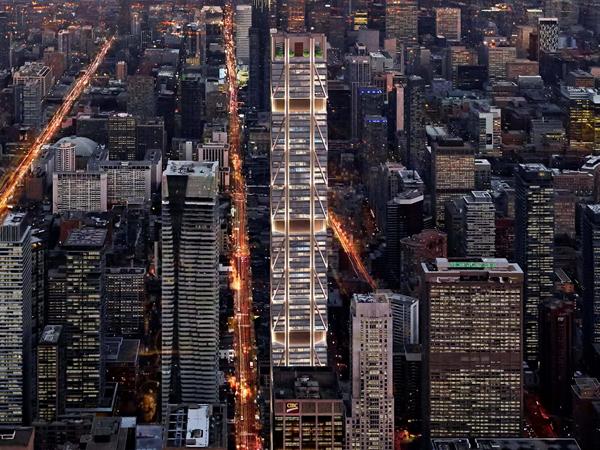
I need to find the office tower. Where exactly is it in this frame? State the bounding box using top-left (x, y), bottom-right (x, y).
top-left (468, 102), bottom-right (502, 156)
top-left (385, 0), bottom-right (418, 47)
top-left (387, 291), bottom-right (419, 426)
top-left (345, 55), bottom-right (371, 140)
top-left (130, 11), bottom-right (141, 36)
top-left (539, 299), bottom-right (574, 414)
top-left (422, 258), bottom-right (523, 437)
top-left (349, 293), bottom-right (394, 450)
top-left (0, 12), bottom-right (9, 70)
top-left (0, 213), bottom-right (32, 425)
top-left (432, 138), bottom-right (475, 227)
top-left (108, 113), bottom-right (137, 160)
top-left (544, 0), bottom-right (578, 28)
top-left (362, 115), bottom-right (388, 169)
top-left (116, 61), bottom-right (127, 81)
top-left (136, 117), bottom-right (166, 157)
top-left (461, 191), bottom-right (495, 257)
top-left (127, 75), bottom-right (155, 119)
top-left (54, 141), bottom-right (77, 172)
top-left (162, 161), bottom-right (219, 405)
top-left (400, 230), bottom-right (447, 297)
top-left (57, 30), bottom-right (71, 57)
top-left (572, 377), bottom-right (600, 450)
top-left (270, 33), bottom-right (328, 367)
top-left (30, 236), bottom-right (46, 355)
top-left (434, 8), bottom-right (461, 42)
top-left (515, 164), bottom-right (554, 365)
top-left (272, 368), bottom-right (344, 449)
top-left (14, 79), bottom-right (43, 130)
top-left (105, 267), bottom-right (145, 337)
top-left (13, 63), bottom-right (54, 96)
top-left (516, 25), bottom-right (535, 58)
top-left (538, 18), bottom-right (559, 54)
top-left (583, 205), bottom-right (600, 352)
top-left (433, 439), bottom-right (582, 450)
top-left (487, 45), bottom-right (516, 80)
top-left (180, 73), bottom-right (205, 139)
top-left (163, 404), bottom-right (228, 448)
top-left (405, 76), bottom-right (426, 169)
top-left (386, 191), bottom-right (424, 284)
top-left (37, 325), bottom-right (66, 421)
top-left (63, 228), bottom-right (107, 409)
top-left (235, 5), bottom-right (252, 65)
top-left (581, 0), bottom-right (600, 35)
top-left (197, 141), bottom-right (230, 191)
top-left (280, 0), bottom-right (306, 32)
top-left (52, 172), bottom-right (108, 213)
top-left (357, 87), bottom-right (384, 138)
top-left (560, 87), bottom-right (600, 154)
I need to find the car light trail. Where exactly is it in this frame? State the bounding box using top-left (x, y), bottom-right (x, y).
top-left (0, 36), bottom-right (115, 216)
top-left (329, 211), bottom-right (377, 290)
top-left (223, 3), bottom-right (262, 449)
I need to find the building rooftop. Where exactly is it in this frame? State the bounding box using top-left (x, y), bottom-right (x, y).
top-left (0, 427), bottom-right (34, 448)
top-left (424, 257), bottom-right (523, 275)
top-left (164, 160), bottom-right (217, 177)
top-left (432, 438), bottom-right (581, 450)
top-left (272, 367), bottom-right (340, 400)
top-left (39, 325), bottom-right (63, 345)
top-left (63, 227), bottom-right (107, 248)
top-left (104, 337), bottom-right (140, 364)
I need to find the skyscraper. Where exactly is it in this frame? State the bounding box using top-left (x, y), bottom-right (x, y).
top-left (0, 12), bottom-right (10, 70)
top-left (435, 7), bottom-right (461, 42)
top-left (270, 33), bottom-right (328, 367)
top-left (235, 5), bottom-right (252, 65)
top-left (538, 18), bottom-right (559, 54)
top-left (36, 325), bottom-right (66, 422)
top-left (385, 0), bottom-right (418, 47)
top-left (0, 213), bottom-right (32, 424)
top-left (583, 205), bottom-right (600, 352)
top-left (405, 75), bottom-right (426, 169)
top-left (422, 258), bottom-right (523, 437)
top-left (515, 164), bottom-right (554, 365)
top-left (461, 191), bottom-right (495, 257)
top-left (349, 293), bottom-right (394, 450)
top-left (108, 113), bottom-right (137, 160)
top-left (161, 161), bottom-right (220, 406)
top-left (63, 227), bottom-right (107, 409)
top-left (127, 75), bottom-right (155, 118)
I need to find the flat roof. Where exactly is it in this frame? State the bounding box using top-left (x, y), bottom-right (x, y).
top-left (63, 228), bottom-right (107, 248)
top-left (164, 160), bottom-right (217, 177)
top-left (432, 438), bottom-right (581, 450)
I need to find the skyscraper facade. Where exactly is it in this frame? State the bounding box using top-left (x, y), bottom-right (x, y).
top-left (422, 258), bottom-right (523, 437)
top-left (583, 204), bottom-right (600, 352)
top-left (515, 164), bottom-right (554, 365)
top-left (161, 161), bottom-right (220, 406)
top-left (63, 227), bottom-right (107, 409)
top-left (385, 0), bottom-right (418, 47)
top-left (0, 213), bottom-right (32, 424)
top-left (108, 113), bottom-right (137, 160)
top-left (36, 325), bottom-right (66, 421)
top-left (461, 191), bottom-right (496, 257)
top-left (349, 293), bottom-right (394, 450)
top-left (270, 33), bottom-right (328, 367)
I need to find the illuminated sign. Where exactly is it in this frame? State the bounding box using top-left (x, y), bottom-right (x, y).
top-left (286, 402), bottom-right (300, 414)
top-left (447, 261), bottom-right (497, 269)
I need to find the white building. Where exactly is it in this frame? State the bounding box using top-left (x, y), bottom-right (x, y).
top-left (52, 171), bottom-right (108, 213)
top-left (0, 212), bottom-right (32, 424)
top-left (235, 5), bottom-right (252, 65)
top-left (161, 161), bottom-right (220, 406)
top-left (270, 33), bottom-right (329, 367)
top-left (349, 293), bottom-right (394, 450)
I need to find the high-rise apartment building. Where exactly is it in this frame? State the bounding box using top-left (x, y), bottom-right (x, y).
top-left (583, 205), bottom-right (600, 352)
top-left (422, 258), bottom-right (523, 437)
top-left (515, 164), bottom-right (554, 365)
top-left (108, 113), bottom-right (137, 160)
top-left (435, 8), bottom-right (461, 42)
top-left (52, 172), bottom-right (108, 213)
top-left (349, 293), bottom-right (394, 450)
top-left (63, 227), bottom-right (107, 409)
top-left (432, 138), bottom-right (475, 227)
top-left (270, 33), bottom-right (328, 367)
top-left (0, 213), bottom-right (32, 424)
top-left (36, 325), bottom-right (66, 421)
top-left (162, 161), bottom-right (220, 405)
top-left (461, 191), bottom-right (495, 257)
top-left (54, 142), bottom-right (77, 172)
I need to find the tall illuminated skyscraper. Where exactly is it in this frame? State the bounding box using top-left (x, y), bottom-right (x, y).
top-left (349, 293), bottom-right (394, 449)
top-left (385, 0), bottom-right (418, 47)
top-left (0, 213), bottom-right (32, 424)
top-left (515, 164), bottom-right (554, 365)
top-left (270, 33), bottom-right (328, 367)
top-left (161, 161), bottom-right (220, 406)
top-left (422, 258), bottom-right (523, 437)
